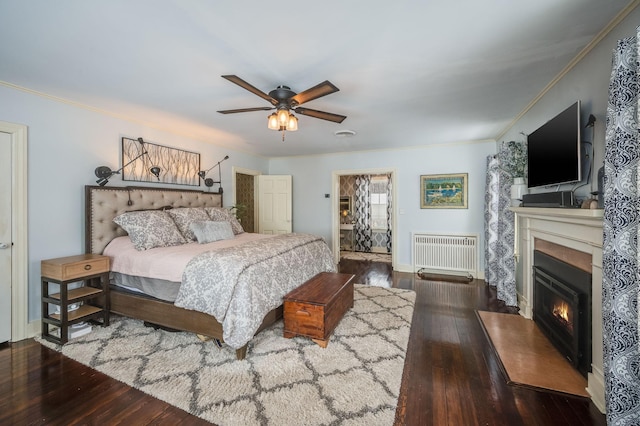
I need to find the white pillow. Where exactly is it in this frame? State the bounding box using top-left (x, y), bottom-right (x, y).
top-left (113, 210), bottom-right (187, 251)
top-left (190, 221), bottom-right (235, 244)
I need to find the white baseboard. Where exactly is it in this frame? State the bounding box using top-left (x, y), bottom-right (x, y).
top-left (518, 294), bottom-right (532, 319)
top-left (396, 263), bottom-right (413, 273)
top-left (587, 367), bottom-right (606, 414)
top-left (27, 320), bottom-right (41, 339)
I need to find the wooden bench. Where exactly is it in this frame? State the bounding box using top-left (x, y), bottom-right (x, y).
top-left (283, 272), bottom-right (355, 348)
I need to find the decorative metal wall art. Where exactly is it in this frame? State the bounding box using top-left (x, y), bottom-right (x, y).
top-left (121, 137), bottom-right (200, 186)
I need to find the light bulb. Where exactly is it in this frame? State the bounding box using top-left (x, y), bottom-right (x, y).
top-left (267, 113), bottom-right (279, 130)
top-left (287, 114), bottom-right (298, 131)
top-left (277, 109), bottom-right (289, 127)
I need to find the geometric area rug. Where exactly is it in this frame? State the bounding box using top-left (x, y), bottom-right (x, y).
top-left (37, 284), bottom-right (416, 425)
top-left (476, 310), bottom-right (589, 398)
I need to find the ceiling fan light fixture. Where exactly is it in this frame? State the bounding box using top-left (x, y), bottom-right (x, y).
top-left (277, 108), bottom-right (290, 126)
top-left (219, 75), bottom-right (346, 141)
top-left (287, 114), bottom-right (298, 131)
top-left (267, 113), bottom-right (279, 130)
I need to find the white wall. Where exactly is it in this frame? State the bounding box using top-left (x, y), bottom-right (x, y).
top-left (1, 83), bottom-right (496, 324)
top-left (500, 7), bottom-right (640, 202)
top-left (269, 140), bottom-right (497, 271)
top-left (499, 8), bottom-right (640, 299)
top-left (3, 6), bottom-right (637, 328)
top-left (0, 85), bottom-right (270, 322)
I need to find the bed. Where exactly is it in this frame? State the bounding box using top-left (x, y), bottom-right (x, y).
top-left (85, 185), bottom-right (336, 359)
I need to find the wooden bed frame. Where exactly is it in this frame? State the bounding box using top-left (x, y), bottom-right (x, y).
top-left (85, 185), bottom-right (282, 360)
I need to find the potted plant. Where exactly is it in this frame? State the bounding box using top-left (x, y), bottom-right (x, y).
top-left (229, 204), bottom-right (247, 222)
top-left (500, 141), bottom-right (528, 206)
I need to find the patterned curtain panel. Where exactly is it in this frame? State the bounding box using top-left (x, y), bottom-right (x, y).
top-left (386, 173), bottom-right (392, 253)
top-left (484, 155), bottom-right (517, 307)
top-left (354, 175), bottom-right (372, 252)
top-left (602, 28), bottom-right (640, 426)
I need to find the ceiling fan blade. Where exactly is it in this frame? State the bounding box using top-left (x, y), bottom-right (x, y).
top-left (294, 107), bottom-right (346, 123)
top-left (221, 75), bottom-right (277, 105)
top-left (217, 107), bottom-right (274, 114)
top-left (291, 81), bottom-right (339, 106)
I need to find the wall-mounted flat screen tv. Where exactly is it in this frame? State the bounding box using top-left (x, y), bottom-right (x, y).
top-left (527, 101), bottom-right (582, 188)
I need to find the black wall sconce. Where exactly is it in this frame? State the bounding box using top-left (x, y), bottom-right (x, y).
top-left (94, 137), bottom-right (161, 186)
top-left (198, 155), bottom-right (229, 193)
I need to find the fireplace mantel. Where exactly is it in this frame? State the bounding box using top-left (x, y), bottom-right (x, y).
top-left (512, 207), bottom-right (605, 413)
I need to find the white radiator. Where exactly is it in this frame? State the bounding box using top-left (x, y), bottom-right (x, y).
top-left (413, 233), bottom-right (478, 278)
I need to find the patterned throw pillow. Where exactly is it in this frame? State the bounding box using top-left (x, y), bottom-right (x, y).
top-left (166, 207), bottom-right (211, 241)
top-left (113, 210), bottom-right (187, 250)
top-left (204, 207), bottom-right (245, 235)
top-left (190, 220), bottom-right (235, 244)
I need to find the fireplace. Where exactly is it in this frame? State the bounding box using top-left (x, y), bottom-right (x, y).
top-left (513, 207), bottom-right (604, 411)
top-left (533, 250), bottom-right (592, 378)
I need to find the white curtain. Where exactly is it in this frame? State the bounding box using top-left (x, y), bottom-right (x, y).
top-left (602, 26), bottom-right (640, 425)
top-left (484, 155), bottom-right (517, 307)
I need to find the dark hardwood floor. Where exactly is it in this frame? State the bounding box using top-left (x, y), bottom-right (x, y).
top-left (0, 260), bottom-right (606, 425)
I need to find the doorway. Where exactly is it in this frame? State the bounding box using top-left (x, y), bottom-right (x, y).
top-left (332, 169), bottom-right (396, 267)
top-left (232, 168), bottom-right (293, 234)
top-left (0, 121), bottom-right (29, 342)
top-left (233, 169), bottom-right (258, 233)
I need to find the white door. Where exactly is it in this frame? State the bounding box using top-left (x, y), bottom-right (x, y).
top-left (0, 132), bottom-right (12, 343)
top-left (257, 175), bottom-right (292, 234)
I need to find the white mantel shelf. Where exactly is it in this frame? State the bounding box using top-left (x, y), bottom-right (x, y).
top-left (511, 206), bottom-right (603, 221)
top-left (512, 206), bottom-right (605, 413)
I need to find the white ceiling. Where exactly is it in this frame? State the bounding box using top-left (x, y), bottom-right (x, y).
top-left (0, 1), bottom-right (634, 157)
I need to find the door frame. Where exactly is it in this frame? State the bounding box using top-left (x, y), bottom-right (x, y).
top-left (331, 168), bottom-right (397, 267)
top-left (0, 121), bottom-right (29, 342)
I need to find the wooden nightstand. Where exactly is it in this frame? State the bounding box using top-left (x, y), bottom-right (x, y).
top-left (41, 254), bottom-right (110, 345)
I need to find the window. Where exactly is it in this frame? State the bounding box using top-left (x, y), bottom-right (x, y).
top-left (370, 176), bottom-right (389, 230)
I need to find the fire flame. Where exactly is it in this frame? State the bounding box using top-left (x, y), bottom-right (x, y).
top-left (552, 300), bottom-right (574, 334)
top-left (553, 301), bottom-right (570, 322)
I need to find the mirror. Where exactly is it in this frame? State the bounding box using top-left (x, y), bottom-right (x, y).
top-left (339, 196), bottom-right (351, 215)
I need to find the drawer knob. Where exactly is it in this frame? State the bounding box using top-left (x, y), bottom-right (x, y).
top-left (84, 264), bottom-right (92, 270)
top-left (296, 310), bottom-right (310, 316)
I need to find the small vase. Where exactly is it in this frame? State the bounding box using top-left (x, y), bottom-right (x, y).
top-left (510, 177), bottom-right (528, 207)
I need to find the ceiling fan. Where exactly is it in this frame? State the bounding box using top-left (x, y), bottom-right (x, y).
top-left (217, 75), bottom-right (346, 140)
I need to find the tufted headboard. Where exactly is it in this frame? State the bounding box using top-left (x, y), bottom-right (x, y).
top-left (85, 185), bottom-right (223, 254)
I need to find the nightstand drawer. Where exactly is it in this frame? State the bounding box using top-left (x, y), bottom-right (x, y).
top-left (41, 254), bottom-right (110, 281)
top-left (41, 253), bottom-right (110, 345)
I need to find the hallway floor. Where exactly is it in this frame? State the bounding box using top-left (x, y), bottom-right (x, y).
top-left (339, 250), bottom-right (392, 263)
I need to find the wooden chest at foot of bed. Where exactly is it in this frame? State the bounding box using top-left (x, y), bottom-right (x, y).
top-left (283, 272), bottom-right (355, 348)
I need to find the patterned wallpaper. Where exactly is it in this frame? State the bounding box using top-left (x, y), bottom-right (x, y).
top-left (235, 173), bottom-right (255, 233)
top-left (340, 175), bottom-right (357, 200)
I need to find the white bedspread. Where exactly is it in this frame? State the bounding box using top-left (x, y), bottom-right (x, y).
top-left (103, 233), bottom-right (276, 282)
top-left (103, 232), bottom-right (336, 350)
top-left (175, 233), bottom-right (336, 349)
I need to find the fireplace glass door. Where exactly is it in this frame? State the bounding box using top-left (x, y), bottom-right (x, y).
top-left (534, 267), bottom-right (579, 357)
top-left (532, 250), bottom-right (592, 378)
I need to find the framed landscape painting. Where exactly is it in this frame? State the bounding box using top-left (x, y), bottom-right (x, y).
top-left (420, 173), bottom-right (468, 209)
